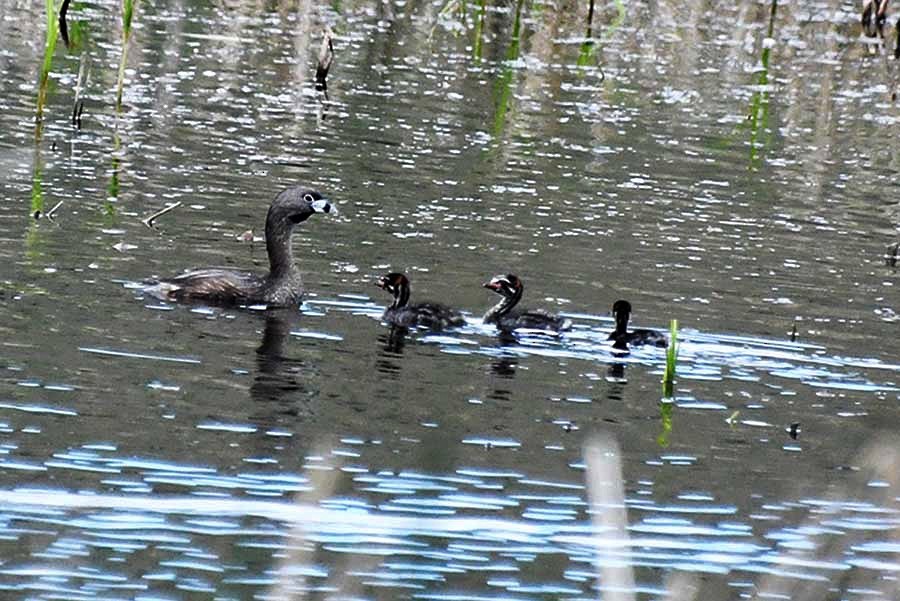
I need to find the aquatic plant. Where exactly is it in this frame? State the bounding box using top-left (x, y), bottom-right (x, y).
top-left (35, 0), bottom-right (62, 140)
top-left (115, 0), bottom-right (137, 112)
top-left (491, 0), bottom-right (526, 137)
top-left (107, 139), bottom-right (120, 214)
top-left (31, 157), bottom-right (45, 217)
top-left (576, 0), bottom-right (623, 69)
top-left (657, 400), bottom-right (673, 447)
top-left (472, 0), bottom-right (487, 60)
top-left (661, 319), bottom-right (678, 398)
top-left (745, 0), bottom-right (778, 168)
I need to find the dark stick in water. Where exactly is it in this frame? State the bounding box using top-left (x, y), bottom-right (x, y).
top-left (59, 0), bottom-right (72, 47)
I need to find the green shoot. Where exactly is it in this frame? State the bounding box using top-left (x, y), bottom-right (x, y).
top-left (472, 0), bottom-right (486, 59)
top-left (115, 0), bottom-right (137, 112)
top-left (662, 319), bottom-right (678, 398)
top-left (656, 400), bottom-right (673, 447)
top-left (35, 0), bottom-right (61, 139)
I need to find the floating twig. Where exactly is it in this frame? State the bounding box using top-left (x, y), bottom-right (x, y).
top-left (141, 201), bottom-right (181, 229)
top-left (790, 322), bottom-right (798, 342)
top-left (59, 0), bottom-right (72, 47)
top-left (315, 26), bottom-right (334, 95)
top-left (726, 410), bottom-right (740, 426)
top-left (46, 200), bottom-right (64, 221)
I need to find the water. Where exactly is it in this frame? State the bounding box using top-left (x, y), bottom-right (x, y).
top-left (1, 0), bottom-right (899, 598)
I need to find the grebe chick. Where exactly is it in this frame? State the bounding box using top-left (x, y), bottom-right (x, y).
top-left (376, 272), bottom-right (465, 330)
top-left (144, 185), bottom-right (335, 307)
top-left (607, 299), bottom-right (667, 350)
top-left (482, 274), bottom-right (570, 333)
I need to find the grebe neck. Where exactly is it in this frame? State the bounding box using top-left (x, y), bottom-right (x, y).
top-left (391, 279), bottom-right (411, 309)
top-left (483, 286), bottom-right (522, 323)
top-left (614, 307), bottom-right (631, 335)
top-left (265, 216), bottom-right (296, 282)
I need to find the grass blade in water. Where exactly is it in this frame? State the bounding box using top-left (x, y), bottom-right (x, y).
top-left (115, 0), bottom-right (137, 112)
top-left (662, 319), bottom-right (678, 398)
top-left (35, 0), bottom-right (61, 139)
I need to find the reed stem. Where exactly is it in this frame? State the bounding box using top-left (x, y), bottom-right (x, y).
top-left (662, 319), bottom-right (678, 398)
top-left (115, 0), bottom-right (136, 112)
top-left (35, 0), bottom-right (61, 140)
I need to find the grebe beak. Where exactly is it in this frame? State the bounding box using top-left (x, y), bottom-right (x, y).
top-left (311, 199), bottom-right (337, 215)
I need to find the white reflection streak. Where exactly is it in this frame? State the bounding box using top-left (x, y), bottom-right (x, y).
top-left (268, 445), bottom-right (340, 601)
top-left (585, 434), bottom-right (635, 601)
top-left (0, 490), bottom-right (552, 534)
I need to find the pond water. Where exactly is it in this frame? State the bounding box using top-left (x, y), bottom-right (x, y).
top-left (1, 0), bottom-right (899, 598)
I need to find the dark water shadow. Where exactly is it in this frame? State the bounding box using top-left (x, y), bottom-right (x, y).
top-left (605, 361), bottom-right (627, 402)
top-left (248, 310), bottom-right (317, 427)
top-left (375, 324), bottom-right (408, 380)
top-left (484, 332), bottom-right (520, 402)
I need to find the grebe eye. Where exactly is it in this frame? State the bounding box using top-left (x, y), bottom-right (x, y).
top-left (303, 193), bottom-right (315, 203)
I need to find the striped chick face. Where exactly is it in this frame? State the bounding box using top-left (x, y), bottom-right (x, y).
top-left (483, 274), bottom-right (522, 298)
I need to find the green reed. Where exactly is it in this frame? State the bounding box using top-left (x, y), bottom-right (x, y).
top-left (577, 0), bottom-right (623, 68)
top-left (31, 154), bottom-right (45, 216)
top-left (657, 399), bottom-right (673, 447)
top-left (662, 319), bottom-right (678, 398)
top-left (746, 0), bottom-right (777, 168)
top-left (35, 0), bottom-right (61, 140)
top-left (490, 0), bottom-right (525, 136)
top-left (115, 0), bottom-right (136, 112)
top-left (472, 0), bottom-right (487, 60)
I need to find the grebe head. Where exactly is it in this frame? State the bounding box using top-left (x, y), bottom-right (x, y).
top-left (483, 274), bottom-right (522, 299)
top-left (268, 186), bottom-right (335, 227)
top-left (611, 299), bottom-right (632, 318)
top-left (376, 272), bottom-right (409, 295)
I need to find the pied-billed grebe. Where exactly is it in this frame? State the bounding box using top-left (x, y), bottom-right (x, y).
top-left (144, 185), bottom-right (335, 307)
top-left (607, 299), bottom-right (667, 350)
top-left (482, 274), bottom-right (571, 333)
top-left (375, 272), bottom-right (465, 330)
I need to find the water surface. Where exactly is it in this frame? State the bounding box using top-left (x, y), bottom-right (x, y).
top-left (1, 0), bottom-right (899, 598)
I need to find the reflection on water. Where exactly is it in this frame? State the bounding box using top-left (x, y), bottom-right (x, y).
top-left (0, 436), bottom-right (897, 599)
top-left (2, 0), bottom-right (900, 598)
top-left (250, 310), bottom-right (316, 425)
